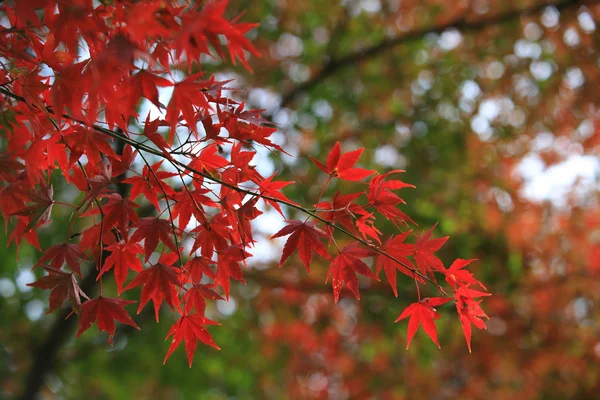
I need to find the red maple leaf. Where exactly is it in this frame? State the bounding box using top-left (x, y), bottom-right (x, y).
top-left (356, 213), bottom-right (382, 244)
top-left (11, 0), bottom-right (45, 26)
top-left (140, 114), bottom-right (173, 155)
top-left (0, 153), bottom-right (24, 181)
top-left (367, 170), bottom-right (415, 227)
top-left (316, 191), bottom-right (367, 238)
top-left (44, 134), bottom-right (69, 174)
top-left (376, 231), bottom-right (421, 297)
top-left (310, 141), bottom-right (375, 181)
top-left (62, 127), bottom-right (120, 167)
top-left (124, 252), bottom-right (182, 322)
top-left (24, 130), bottom-right (70, 182)
top-left (326, 242), bottom-right (379, 302)
top-left (7, 218), bottom-right (42, 258)
top-left (228, 196), bottom-right (262, 244)
top-left (127, 69), bottom-right (172, 110)
top-left (163, 314), bottom-right (220, 368)
top-left (270, 220), bottom-right (331, 273)
top-left (165, 73), bottom-right (211, 140)
top-left (27, 265), bottom-right (89, 314)
top-left (151, 42), bottom-right (172, 73)
top-left (122, 161), bottom-right (177, 210)
top-left (188, 144), bottom-right (229, 174)
top-left (413, 224), bottom-right (449, 277)
top-left (223, 116), bottom-right (284, 153)
top-left (183, 284), bottom-right (223, 315)
top-left (258, 173), bottom-right (297, 216)
top-left (215, 245), bottom-right (248, 300)
top-left (111, 144), bottom-right (137, 178)
top-left (395, 297), bottom-right (452, 349)
top-left (9, 180), bottom-right (54, 233)
top-left (174, 1), bottom-right (259, 71)
top-left (189, 214), bottom-right (230, 258)
top-left (130, 217), bottom-right (177, 261)
top-left (76, 296), bottom-right (139, 345)
top-left (83, 193), bottom-right (139, 237)
top-left (454, 285), bottom-right (491, 352)
top-left (183, 256), bottom-right (216, 284)
top-left (223, 141), bottom-right (263, 185)
top-left (18, 70), bottom-right (49, 111)
top-left (444, 258), bottom-right (486, 290)
top-left (50, 61), bottom-right (87, 125)
top-left (123, 2), bottom-right (180, 45)
top-left (33, 242), bottom-right (87, 277)
top-left (69, 162), bottom-right (113, 213)
top-left (171, 187), bottom-right (217, 230)
top-left (98, 241), bottom-right (144, 294)
top-left (199, 115), bottom-right (227, 144)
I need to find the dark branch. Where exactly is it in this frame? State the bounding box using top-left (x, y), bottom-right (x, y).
top-left (18, 271), bottom-right (97, 400)
top-left (280, 0), bottom-right (583, 108)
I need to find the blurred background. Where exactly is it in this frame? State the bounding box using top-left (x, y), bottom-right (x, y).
top-left (2, 0), bottom-right (600, 399)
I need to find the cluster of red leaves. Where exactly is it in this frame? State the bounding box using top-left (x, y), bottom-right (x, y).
top-left (0, 0), bottom-right (489, 366)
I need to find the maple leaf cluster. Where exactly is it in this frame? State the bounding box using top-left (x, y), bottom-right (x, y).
top-left (0, 0), bottom-right (490, 366)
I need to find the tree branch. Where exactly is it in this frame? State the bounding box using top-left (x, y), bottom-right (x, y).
top-left (0, 87), bottom-right (442, 291)
top-left (279, 0), bottom-right (583, 108)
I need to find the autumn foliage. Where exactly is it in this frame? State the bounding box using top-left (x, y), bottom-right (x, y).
top-left (0, 0), bottom-right (490, 367)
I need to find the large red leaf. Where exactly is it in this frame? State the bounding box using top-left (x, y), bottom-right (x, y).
top-left (98, 241), bottom-right (144, 294)
top-left (124, 253), bottom-right (182, 322)
top-left (271, 220), bottom-right (331, 273)
top-left (130, 217), bottom-right (177, 261)
top-left (27, 265), bottom-right (88, 314)
top-left (310, 141), bottom-right (375, 181)
top-left (33, 242), bottom-right (87, 278)
top-left (76, 297), bottom-right (139, 345)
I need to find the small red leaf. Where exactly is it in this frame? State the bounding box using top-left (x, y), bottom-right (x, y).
top-left (413, 224), bottom-right (449, 277)
top-left (395, 297), bottom-right (451, 349)
top-left (310, 141), bottom-right (375, 181)
top-left (163, 314), bottom-right (220, 368)
top-left (454, 285), bottom-right (491, 352)
top-left (326, 242), bottom-right (379, 303)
